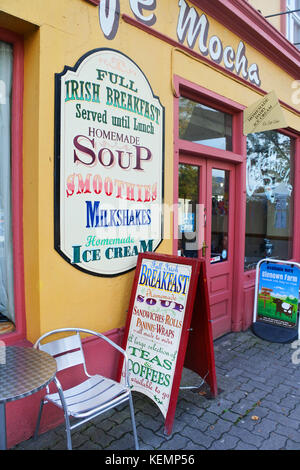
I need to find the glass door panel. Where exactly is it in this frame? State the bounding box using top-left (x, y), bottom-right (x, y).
top-left (177, 156), bottom-right (235, 338)
top-left (211, 169), bottom-right (230, 264)
top-left (178, 163), bottom-right (200, 258)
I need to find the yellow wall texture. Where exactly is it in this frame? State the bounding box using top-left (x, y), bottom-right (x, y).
top-left (248, 0), bottom-right (283, 31)
top-left (0, 0), bottom-right (299, 343)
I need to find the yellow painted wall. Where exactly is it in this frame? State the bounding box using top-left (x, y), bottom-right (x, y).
top-left (248, 0), bottom-right (283, 31)
top-left (0, 0), bottom-right (299, 343)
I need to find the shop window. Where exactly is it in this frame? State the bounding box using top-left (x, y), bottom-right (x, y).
top-left (287, 0), bottom-right (300, 48)
top-left (179, 97), bottom-right (233, 151)
top-left (245, 130), bottom-right (294, 271)
top-left (0, 40), bottom-right (15, 332)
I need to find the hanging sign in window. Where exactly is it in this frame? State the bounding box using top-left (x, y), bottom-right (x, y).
top-left (243, 91), bottom-right (287, 135)
top-left (54, 49), bottom-right (164, 276)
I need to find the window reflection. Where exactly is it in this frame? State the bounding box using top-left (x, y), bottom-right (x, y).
top-left (211, 169), bottom-right (229, 264)
top-left (179, 97), bottom-right (233, 151)
top-left (245, 131), bottom-right (294, 271)
top-left (178, 164), bottom-right (199, 258)
top-left (0, 41), bottom-right (15, 327)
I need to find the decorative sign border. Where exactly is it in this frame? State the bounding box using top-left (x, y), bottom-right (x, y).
top-left (54, 48), bottom-right (165, 276)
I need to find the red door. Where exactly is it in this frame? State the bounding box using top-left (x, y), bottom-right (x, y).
top-left (178, 155), bottom-right (236, 338)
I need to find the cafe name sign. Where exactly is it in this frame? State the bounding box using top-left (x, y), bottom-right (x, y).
top-left (99, 0), bottom-right (261, 87)
top-left (54, 49), bottom-right (164, 276)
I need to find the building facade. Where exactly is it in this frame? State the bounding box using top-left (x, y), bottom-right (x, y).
top-left (1, 0), bottom-right (300, 447)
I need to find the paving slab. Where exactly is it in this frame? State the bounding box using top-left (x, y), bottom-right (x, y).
top-left (12, 329), bottom-right (300, 451)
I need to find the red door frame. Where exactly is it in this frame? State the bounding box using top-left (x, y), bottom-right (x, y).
top-left (0, 28), bottom-right (26, 345)
top-left (173, 75), bottom-right (245, 335)
top-left (206, 160), bottom-right (236, 337)
top-left (242, 127), bottom-right (300, 327)
top-left (173, 74), bottom-right (300, 335)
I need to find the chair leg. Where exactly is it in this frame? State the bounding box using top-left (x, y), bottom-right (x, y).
top-left (128, 394), bottom-right (139, 450)
top-left (34, 399), bottom-right (44, 440)
top-left (63, 410), bottom-right (72, 450)
top-left (55, 381), bottom-right (73, 450)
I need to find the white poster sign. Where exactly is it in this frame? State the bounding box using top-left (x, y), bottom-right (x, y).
top-left (54, 49), bottom-right (164, 276)
top-left (121, 257), bottom-right (192, 417)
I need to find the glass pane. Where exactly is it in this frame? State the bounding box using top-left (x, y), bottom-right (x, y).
top-left (178, 164), bottom-right (199, 258)
top-left (211, 169), bottom-right (229, 264)
top-left (179, 97), bottom-right (233, 151)
top-left (245, 131), bottom-right (294, 271)
top-left (294, 21), bottom-right (300, 47)
top-left (0, 41), bottom-right (15, 324)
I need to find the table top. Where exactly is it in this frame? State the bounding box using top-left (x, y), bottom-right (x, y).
top-left (0, 346), bottom-right (57, 403)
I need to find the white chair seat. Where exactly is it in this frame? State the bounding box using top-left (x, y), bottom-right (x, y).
top-left (46, 374), bottom-right (129, 418)
top-left (33, 328), bottom-right (139, 450)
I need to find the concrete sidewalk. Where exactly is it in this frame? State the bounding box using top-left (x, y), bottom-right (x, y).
top-left (12, 329), bottom-right (300, 451)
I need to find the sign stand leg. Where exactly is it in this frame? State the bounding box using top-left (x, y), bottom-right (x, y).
top-left (0, 402), bottom-right (7, 450)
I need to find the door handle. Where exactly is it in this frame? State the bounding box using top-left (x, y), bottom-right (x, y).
top-left (202, 241), bottom-right (208, 257)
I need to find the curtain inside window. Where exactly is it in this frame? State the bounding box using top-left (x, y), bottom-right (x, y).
top-left (0, 41), bottom-right (14, 323)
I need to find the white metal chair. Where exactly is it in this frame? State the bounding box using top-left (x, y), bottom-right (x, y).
top-left (33, 328), bottom-right (139, 450)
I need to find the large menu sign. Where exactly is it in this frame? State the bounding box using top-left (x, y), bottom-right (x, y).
top-left (118, 252), bottom-right (218, 435)
top-left (54, 49), bottom-right (164, 276)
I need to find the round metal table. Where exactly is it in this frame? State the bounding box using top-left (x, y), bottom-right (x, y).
top-left (0, 346), bottom-right (57, 450)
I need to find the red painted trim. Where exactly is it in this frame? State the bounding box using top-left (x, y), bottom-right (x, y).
top-left (83, 0), bottom-right (99, 5)
top-left (0, 29), bottom-right (26, 345)
top-left (122, 14), bottom-right (264, 95)
top-left (173, 83), bottom-right (180, 257)
top-left (189, 0), bottom-right (300, 75)
top-left (173, 75), bottom-right (247, 337)
top-left (292, 137), bottom-right (300, 261)
top-left (280, 0), bottom-right (287, 36)
top-left (122, 14), bottom-right (300, 118)
top-left (173, 75), bottom-right (246, 150)
top-left (231, 113), bottom-right (247, 332)
top-left (173, 76), bottom-right (246, 264)
top-left (174, 75), bottom-right (245, 113)
top-left (178, 140), bottom-right (243, 163)
top-left (173, 78), bottom-right (300, 336)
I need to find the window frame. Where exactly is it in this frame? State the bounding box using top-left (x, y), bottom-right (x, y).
top-left (178, 96), bottom-right (234, 152)
top-left (244, 128), bottom-right (297, 272)
top-left (173, 75), bottom-right (300, 273)
top-left (286, 0), bottom-right (300, 46)
top-left (0, 28), bottom-right (26, 345)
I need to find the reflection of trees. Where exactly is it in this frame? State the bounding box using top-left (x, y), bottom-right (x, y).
top-left (179, 98), bottom-right (195, 138)
top-left (247, 130), bottom-right (291, 157)
top-left (179, 164), bottom-right (198, 201)
top-left (247, 130), bottom-right (292, 189)
top-left (245, 131), bottom-right (293, 270)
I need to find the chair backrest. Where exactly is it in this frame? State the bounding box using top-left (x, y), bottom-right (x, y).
top-left (38, 330), bottom-right (86, 373)
top-left (34, 327), bottom-right (129, 385)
